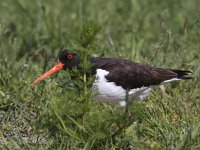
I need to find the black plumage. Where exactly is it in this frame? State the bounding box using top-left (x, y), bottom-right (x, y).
top-left (90, 57), bottom-right (192, 89)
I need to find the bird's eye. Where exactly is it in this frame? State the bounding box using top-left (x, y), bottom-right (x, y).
top-left (67, 54), bottom-right (73, 59)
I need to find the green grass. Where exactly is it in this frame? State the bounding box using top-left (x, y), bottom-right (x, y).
top-left (0, 0), bottom-right (200, 149)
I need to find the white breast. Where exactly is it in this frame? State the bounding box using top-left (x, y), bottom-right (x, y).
top-left (92, 69), bottom-right (153, 106)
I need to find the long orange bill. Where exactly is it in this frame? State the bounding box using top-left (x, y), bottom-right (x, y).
top-left (33, 62), bottom-right (64, 85)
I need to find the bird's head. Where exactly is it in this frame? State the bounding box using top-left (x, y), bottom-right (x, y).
top-left (59, 49), bottom-right (80, 70)
top-left (33, 49), bottom-right (80, 85)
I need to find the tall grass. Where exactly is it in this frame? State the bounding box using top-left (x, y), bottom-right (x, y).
top-left (0, 0), bottom-right (200, 149)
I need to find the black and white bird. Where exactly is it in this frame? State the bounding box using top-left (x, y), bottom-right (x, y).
top-left (33, 49), bottom-right (192, 106)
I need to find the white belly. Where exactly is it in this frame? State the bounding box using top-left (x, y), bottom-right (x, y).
top-left (93, 69), bottom-right (153, 106)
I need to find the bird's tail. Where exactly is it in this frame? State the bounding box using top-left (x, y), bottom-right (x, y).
top-left (170, 69), bottom-right (193, 80)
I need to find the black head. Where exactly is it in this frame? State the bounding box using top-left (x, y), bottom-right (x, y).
top-left (59, 49), bottom-right (80, 70)
top-left (32, 49), bottom-right (80, 84)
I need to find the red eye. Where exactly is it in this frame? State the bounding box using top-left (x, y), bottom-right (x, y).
top-left (67, 54), bottom-right (73, 59)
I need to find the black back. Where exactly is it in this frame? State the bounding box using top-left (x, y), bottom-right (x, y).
top-left (90, 57), bottom-right (192, 89)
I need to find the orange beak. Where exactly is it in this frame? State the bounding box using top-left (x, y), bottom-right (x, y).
top-left (33, 62), bottom-right (64, 85)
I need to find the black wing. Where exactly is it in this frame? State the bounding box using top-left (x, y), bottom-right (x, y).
top-left (91, 57), bottom-right (192, 89)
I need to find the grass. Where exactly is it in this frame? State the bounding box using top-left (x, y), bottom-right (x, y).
top-left (0, 0), bottom-right (200, 149)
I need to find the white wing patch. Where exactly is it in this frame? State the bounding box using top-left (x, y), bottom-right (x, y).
top-left (162, 78), bottom-right (181, 83)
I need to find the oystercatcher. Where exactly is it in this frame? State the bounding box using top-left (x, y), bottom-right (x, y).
top-left (33, 49), bottom-right (192, 106)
